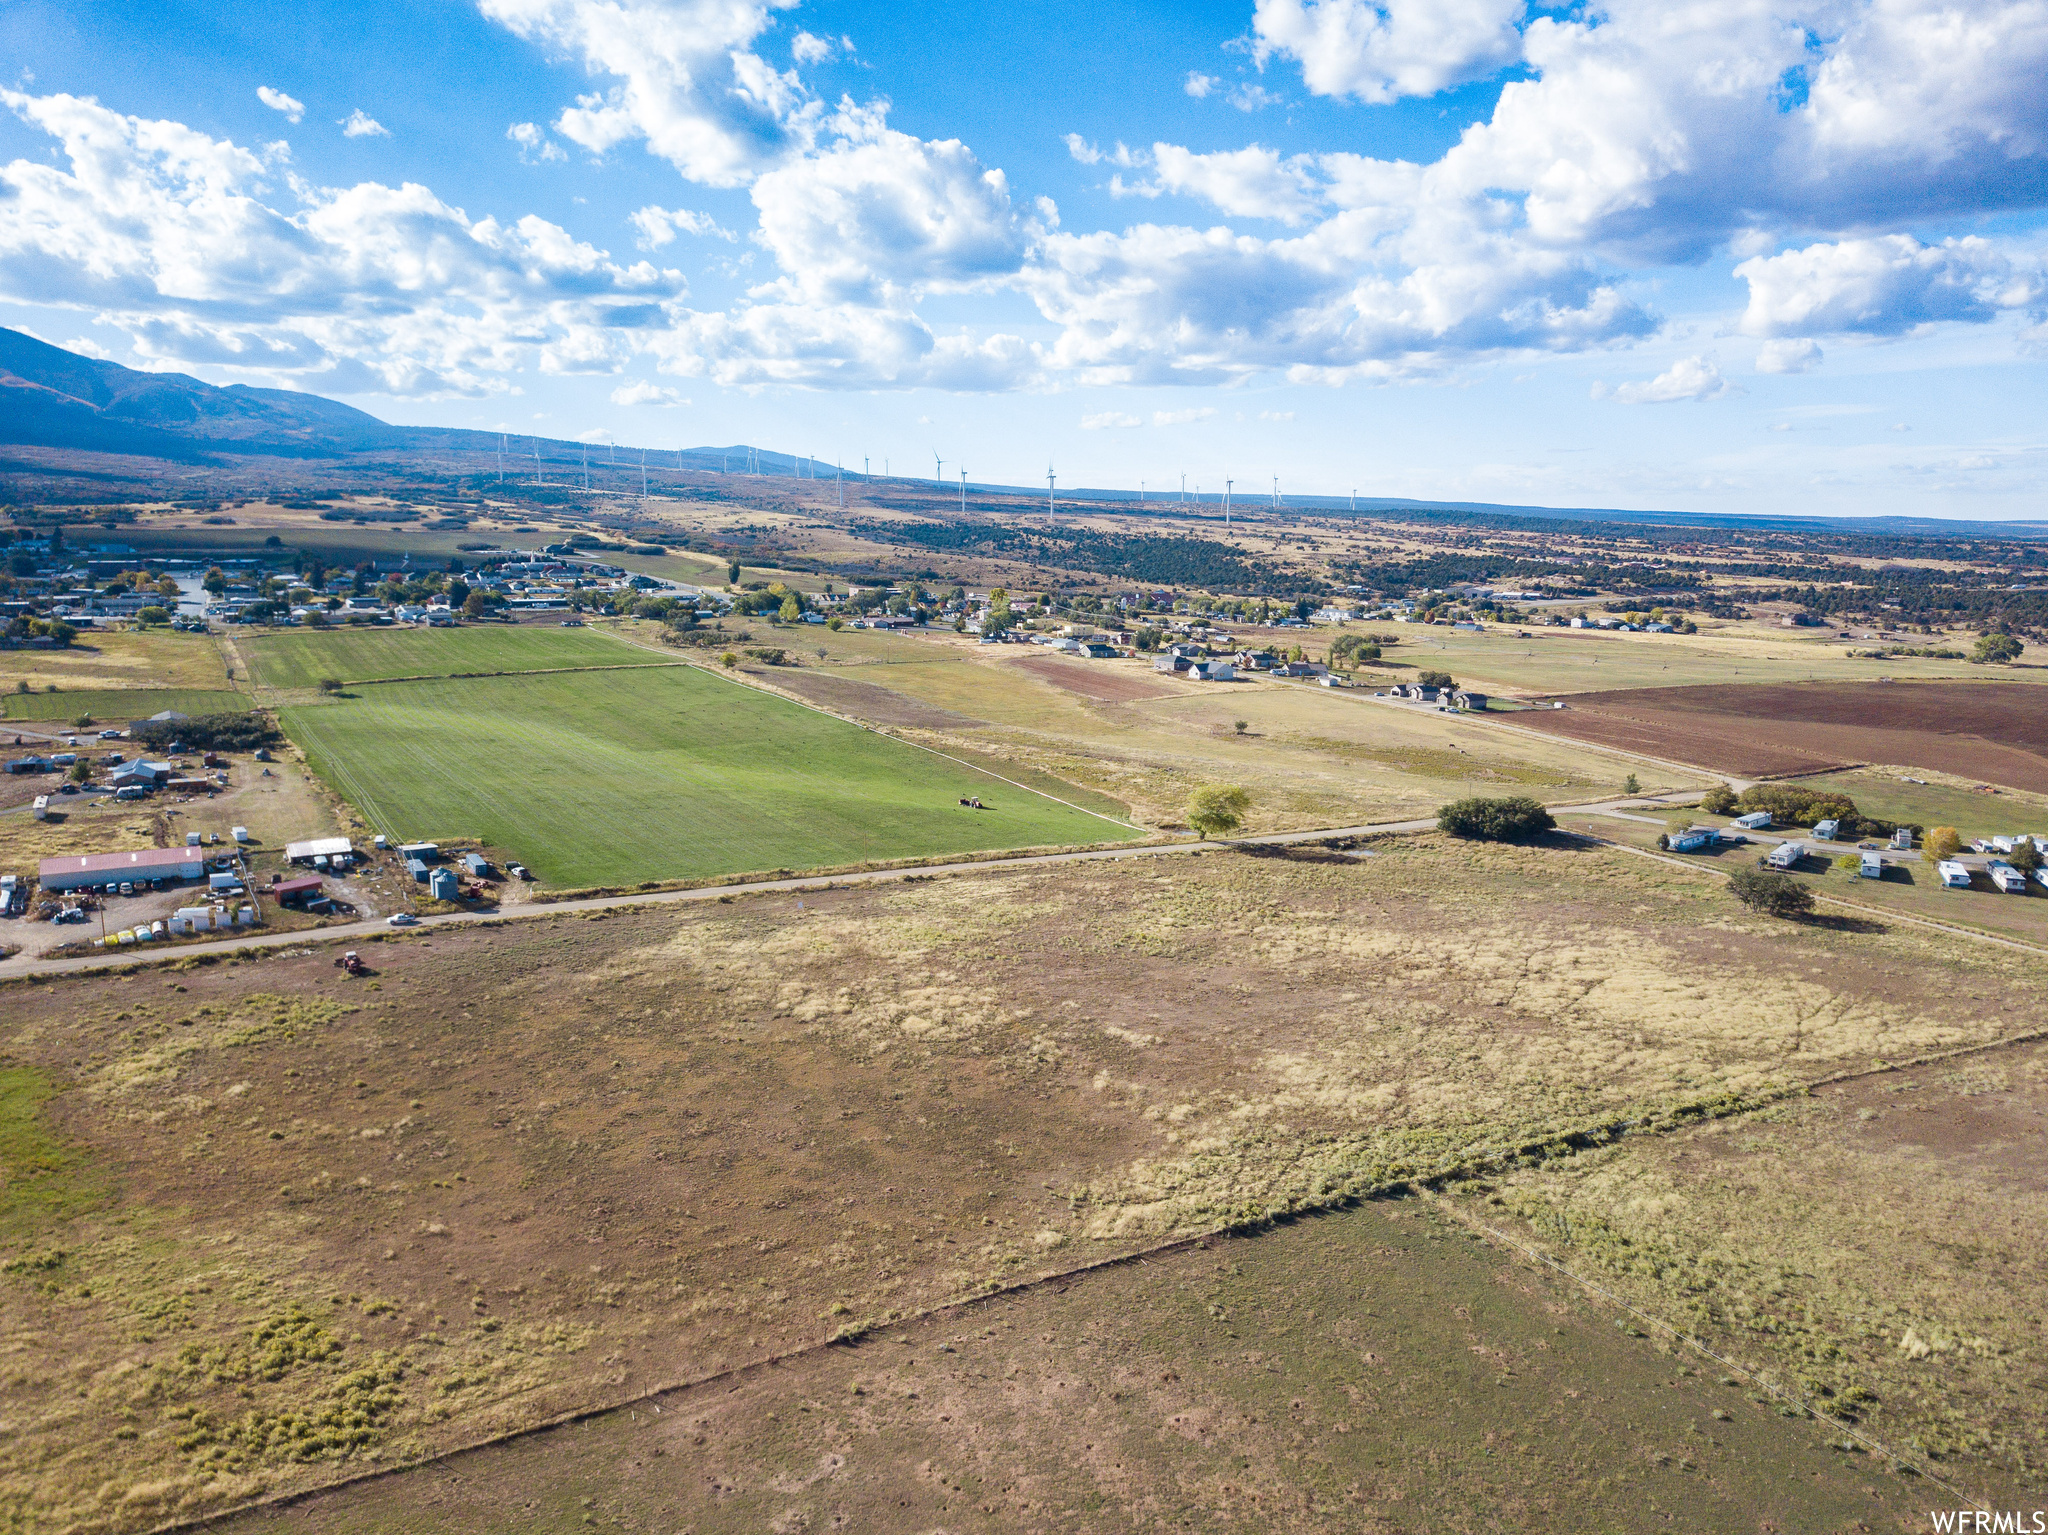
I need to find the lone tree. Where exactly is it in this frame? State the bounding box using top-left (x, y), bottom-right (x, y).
top-left (1727, 867), bottom-right (1815, 918)
top-left (2012, 838), bottom-right (2044, 874)
top-left (1417, 669), bottom-right (1455, 690)
top-left (1623, 773), bottom-right (1641, 795)
top-left (1971, 632), bottom-right (2023, 665)
top-left (1437, 796), bottom-right (1556, 841)
top-left (1187, 784), bottom-right (1252, 840)
top-left (1925, 825), bottom-right (1961, 861)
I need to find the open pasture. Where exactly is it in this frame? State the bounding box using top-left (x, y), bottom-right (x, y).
top-left (0, 629), bottom-right (232, 695)
top-left (1512, 679), bottom-right (2048, 790)
top-left (279, 663), bottom-right (1136, 887)
top-left (242, 625), bottom-right (644, 692)
top-left (0, 835), bottom-right (2036, 1531)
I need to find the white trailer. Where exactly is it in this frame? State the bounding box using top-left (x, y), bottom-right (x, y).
top-left (1989, 861), bottom-right (2027, 894)
top-left (1936, 861), bottom-right (1974, 888)
top-left (1732, 811), bottom-right (1773, 830)
top-left (32, 795), bottom-right (48, 820)
top-left (1813, 818), bottom-right (1841, 841)
top-left (1767, 841), bottom-right (1804, 870)
top-left (1859, 852), bottom-right (1884, 879)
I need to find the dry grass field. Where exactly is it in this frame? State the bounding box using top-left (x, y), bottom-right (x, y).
top-left (0, 631), bottom-right (235, 696)
top-left (1, 834), bottom-right (2041, 1529)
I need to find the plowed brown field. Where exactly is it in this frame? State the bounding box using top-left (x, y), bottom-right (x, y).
top-left (1510, 679), bottom-right (2048, 788)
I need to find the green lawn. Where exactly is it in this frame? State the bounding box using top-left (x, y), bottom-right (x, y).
top-left (244, 626), bottom-right (647, 691)
top-left (278, 666), bottom-right (1139, 886)
top-left (2, 688), bottom-right (250, 722)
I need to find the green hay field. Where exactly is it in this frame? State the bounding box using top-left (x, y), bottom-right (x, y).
top-left (244, 625), bottom-right (647, 691)
top-left (1, 687), bottom-right (249, 721)
top-left (279, 665), bottom-right (1138, 885)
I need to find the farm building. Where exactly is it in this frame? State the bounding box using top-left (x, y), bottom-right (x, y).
top-left (407, 858), bottom-right (430, 882)
top-left (397, 842), bottom-right (441, 862)
top-left (461, 852), bottom-right (489, 877)
top-left (1451, 690), bottom-right (1489, 710)
top-left (428, 868), bottom-right (460, 901)
top-left (274, 876), bottom-right (323, 907)
top-left (1937, 860), bottom-right (1973, 888)
top-left (39, 846), bottom-right (206, 891)
top-left (285, 836), bottom-right (354, 865)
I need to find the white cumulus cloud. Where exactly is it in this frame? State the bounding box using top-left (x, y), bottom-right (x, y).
top-left (1151, 144), bottom-right (1323, 226)
top-left (256, 87), bottom-right (304, 124)
top-left (611, 379), bottom-right (689, 405)
top-left (0, 90), bottom-right (684, 395)
top-left (1601, 355), bottom-right (1739, 404)
top-left (1737, 235), bottom-right (2040, 339)
top-left (1081, 410), bottom-right (1143, 429)
top-left (507, 121), bottom-right (566, 163)
top-left (341, 110), bottom-right (389, 139)
top-left (479, 0), bottom-right (811, 187)
top-left (629, 203), bottom-right (734, 248)
top-left (1755, 337), bottom-right (1822, 374)
top-left (1184, 73), bottom-right (1218, 99)
top-left (1253, 0), bottom-right (1524, 105)
top-left (1153, 406), bottom-right (1217, 425)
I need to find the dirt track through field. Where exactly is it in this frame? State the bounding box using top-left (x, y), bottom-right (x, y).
top-left (1512, 679), bottom-right (2048, 790)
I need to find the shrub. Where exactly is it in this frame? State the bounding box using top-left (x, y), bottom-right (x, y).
top-left (1924, 825), bottom-right (1961, 861)
top-left (1437, 796), bottom-right (1556, 841)
top-left (1834, 853), bottom-right (1862, 873)
top-left (317, 678), bottom-right (344, 694)
top-left (1727, 867), bottom-right (1815, 918)
top-left (1187, 784), bottom-right (1251, 840)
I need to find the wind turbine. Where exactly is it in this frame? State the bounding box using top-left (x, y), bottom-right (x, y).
top-left (1350, 488), bottom-right (1357, 512)
top-left (1271, 475), bottom-right (1280, 510)
top-left (496, 433), bottom-right (505, 482)
top-left (1180, 472), bottom-right (1186, 505)
top-left (934, 451), bottom-right (944, 487)
top-left (959, 467), bottom-right (967, 513)
top-left (1046, 464), bottom-right (1056, 518)
top-left (837, 460), bottom-right (845, 509)
top-left (532, 437), bottom-right (542, 486)
top-left (1225, 479), bottom-right (1233, 528)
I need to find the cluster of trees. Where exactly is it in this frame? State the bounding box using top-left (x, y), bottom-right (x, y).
top-left (1436, 796), bottom-right (1555, 841)
top-left (2, 615), bottom-right (77, 647)
top-left (132, 712), bottom-right (282, 752)
top-left (1699, 782), bottom-right (1916, 841)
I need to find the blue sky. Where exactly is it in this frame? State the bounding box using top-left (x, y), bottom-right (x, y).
top-left (2, 0), bottom-right (2045, 517)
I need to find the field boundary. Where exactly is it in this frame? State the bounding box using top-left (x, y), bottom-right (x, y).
top-left (143, 1028), bottom-right (2048, 1534)
top-left (335, 661), bottom-right (688, 688)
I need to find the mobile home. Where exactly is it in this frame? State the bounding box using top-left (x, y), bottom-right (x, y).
top-left (1859, 852), bottom-right (1884, 879)
top-left (1766, 841), bottom-right (1804, 870)
top-left (1936, 861), bottom-right (1973, 888)
top-left (1988, 861), bottom-right (2028, 894)
top-left (1731, 811), bottom-right (1773, 831)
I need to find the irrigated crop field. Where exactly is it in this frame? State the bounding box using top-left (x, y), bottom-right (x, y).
top-left (242, 626), bottom-right (645, 692)
top-left (280, 663), bottom-right (1137, 886)
top-left (2, 836), bottom-right (2039, 1532)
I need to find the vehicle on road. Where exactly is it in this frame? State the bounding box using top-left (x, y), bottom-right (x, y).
top-left (387, 912), bottom-right (419, 927)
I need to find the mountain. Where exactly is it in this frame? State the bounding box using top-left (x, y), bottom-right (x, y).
top-left (0, 327), bottom-right (406, 459)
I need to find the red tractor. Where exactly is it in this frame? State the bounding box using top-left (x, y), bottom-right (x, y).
top-left (335, 951), bottom-right (368, 977)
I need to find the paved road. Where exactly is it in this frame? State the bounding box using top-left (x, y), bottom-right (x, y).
top-left (8, 792), bottom-right (1704, 980)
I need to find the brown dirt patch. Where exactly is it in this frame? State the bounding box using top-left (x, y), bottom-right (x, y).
top-left (1007, 653), bottom-right (1181, 703)
top-left (1512, 680), bottom-right (2048, 788)
top-left (762, 667), bottom-right (986, 728)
